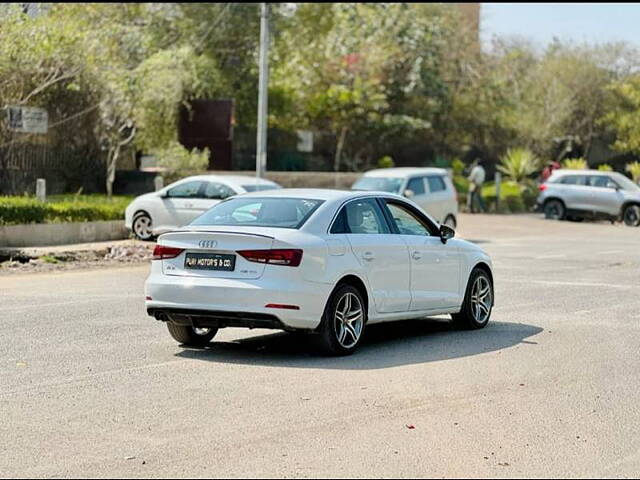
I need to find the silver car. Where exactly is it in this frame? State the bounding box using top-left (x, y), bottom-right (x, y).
top-left (537, 169), bottom-right (640, 226)
top-left (351, 167), bottom-right (459, 228)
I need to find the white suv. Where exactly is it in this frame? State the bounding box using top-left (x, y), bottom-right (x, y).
top-left (352, 167), bottom-right (459, 228)
top-left (537, 169), bottom-right (640, 226)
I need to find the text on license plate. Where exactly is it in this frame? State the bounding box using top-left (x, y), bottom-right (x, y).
top-left (184, 253), bottom-right (236, 271)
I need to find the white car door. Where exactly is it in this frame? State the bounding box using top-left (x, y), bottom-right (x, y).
top-left (382, 199), bottom-right (461, 311)
top-left (161, 180), bottom-right (206, 230)
top-left (341, 198), bottom-right (411, 313)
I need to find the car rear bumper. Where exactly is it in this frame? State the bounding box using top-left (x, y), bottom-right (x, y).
top-left (144, 273), bottom-right (331, 331)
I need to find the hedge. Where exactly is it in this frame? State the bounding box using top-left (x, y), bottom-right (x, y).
top-left (0, 195), bottom-right (132, 225)
top-left (454, 178), bottom-right (538, 214)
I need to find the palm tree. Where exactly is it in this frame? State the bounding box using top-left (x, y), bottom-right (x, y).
top-left (562, 158), bottom-right (588, 170)
top-left (626, 161), bottom-right (640, 183)
top-left (497, 148), bottom-right (541, 184)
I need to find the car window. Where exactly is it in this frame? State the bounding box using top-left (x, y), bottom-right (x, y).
top-left (166, 181), bottom-right (203, 198)
top-left (587, 176), bottom-right (618, 189)
top-left (191, 197), bottom-right (323, 229)
top-left (560, 175), bottom-right (587, 186)
top-left (427, 175), bottom-right (446, 193)
top-left (407, 177), bottom-right (426, 195)
top-left (351, 176), bottom-right (404, 193)
top-left (385, 202), bottom-right (432, 236)
top-left (202, 181), bottom-right (235, 199)
top-left (342, 199), bottom-right (390, 234)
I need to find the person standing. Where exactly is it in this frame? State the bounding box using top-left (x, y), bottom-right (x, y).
top-left (541, 160), bottom-right (561, 183)
top-left (467, 158), bottom-right (486, 213)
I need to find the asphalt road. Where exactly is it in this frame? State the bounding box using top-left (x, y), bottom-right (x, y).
top-left (1, 214), bottom-right (639, 478)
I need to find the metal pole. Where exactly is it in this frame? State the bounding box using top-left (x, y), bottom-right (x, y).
top-left (256, 3), bottom-right (269, 178)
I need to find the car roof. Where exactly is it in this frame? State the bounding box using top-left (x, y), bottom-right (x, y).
top-left (184, 174), bottom-right (277, 185)
top-left (236, 188), bottom-right (405, 202)
top-left (551, 169), bottom-right (612, 176)
top-left (360, 167), bottom-right (448, 178)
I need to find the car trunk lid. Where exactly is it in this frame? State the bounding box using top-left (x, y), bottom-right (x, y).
top-left (159, 230), bottom-right (274, 279)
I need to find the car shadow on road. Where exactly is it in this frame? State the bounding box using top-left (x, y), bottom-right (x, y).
top-left (174, 319), bottom-right (543, 370)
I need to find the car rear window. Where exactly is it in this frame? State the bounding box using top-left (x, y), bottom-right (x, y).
top-left (241, 184), bottom-right (281, 192)
top-left (191, 197), bottom-right (323, 229)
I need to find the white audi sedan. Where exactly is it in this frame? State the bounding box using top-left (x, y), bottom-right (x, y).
top-left (145, 189), bottom-right (494, 355)
top-left (124, 175), bottom-right (281, 240)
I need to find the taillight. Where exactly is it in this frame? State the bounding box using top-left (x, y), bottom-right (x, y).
top-left (152, 245), bottom-right (184, 260)
top-left (539, 184), bottom-right (548, 192)
top-left (237, 249), bottom-right (303, 267)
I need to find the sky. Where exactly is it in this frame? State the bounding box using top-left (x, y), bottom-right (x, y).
top-left (481, 3), bottom-right (640, 50)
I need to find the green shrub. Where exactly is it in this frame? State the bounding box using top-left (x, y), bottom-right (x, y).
top-left (0, 195), bottom-right (132, 225)
top-left (154, 141), bottom-right (210, 184)
top-left (626, 161), bottom-right (640, 182)
top-left (497, 148), bottom-right (541, 184)
top-left (597, 163), bottom-right (613, 171)
top-left (377, 155), bottom-right (395, 168)
top-left (452, 158), bottom-right (465, 176)
top-left (562, 157), bottom-right (587, 169)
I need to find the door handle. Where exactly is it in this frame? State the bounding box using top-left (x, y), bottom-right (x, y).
top-left (362, 251), bottom-right (375, 262)
top-left (412, 250), bottom-right (422, 260)
top-left (184, 202), bottom-right (193, 208)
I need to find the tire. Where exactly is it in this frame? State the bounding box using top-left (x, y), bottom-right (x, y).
top-left (443, 215), bottom-right (457, 229)
top-left (622, 204), bottom-right (640, 227)
top-left (167, 323), bottom-right (218, 347)
top-left (132, 212), bottom-right (154, 241)
top-left (451, 268), bottom-right (493, 330)
top-left (544, 199), bottom-right (565, 220)
top-left (317, 284), bottom-right (366, 356)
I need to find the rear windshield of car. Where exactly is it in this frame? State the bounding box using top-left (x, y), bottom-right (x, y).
top-left (191, 197), bottom-right (324, 229)
top-left (241, 184), bottom-right (281, 192)
top-left (352, 176), bottom-right (403, 193)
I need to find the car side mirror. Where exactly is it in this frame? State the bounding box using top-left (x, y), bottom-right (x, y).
top-left (439, 224), bottom-right (455, 244)
top-left (404, 189), bottom-right (415, 198)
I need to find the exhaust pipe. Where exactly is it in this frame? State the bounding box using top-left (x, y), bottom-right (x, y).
top-left (154, 311), bottom-right (169, 322)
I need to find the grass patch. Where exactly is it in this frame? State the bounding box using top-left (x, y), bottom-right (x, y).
top-left (39, 255), bottom-right (59, 264)
top-left (0, 194), bottom-right (134, 225)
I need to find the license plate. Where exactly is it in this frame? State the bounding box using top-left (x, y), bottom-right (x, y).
top-left (184, 253), bottom-right (236, 271)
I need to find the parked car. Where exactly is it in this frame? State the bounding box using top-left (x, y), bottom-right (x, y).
top-left (351, 167), bottom-right (458, 228)
top-left (145, 189), bottom-right (493, 356)
top-left (537, 169), bottom-right (640, 226)
top-left (125, 175), bottom-right (282, 240)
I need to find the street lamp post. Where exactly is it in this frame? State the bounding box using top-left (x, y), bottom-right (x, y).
top-left (256, 3), bottom-right (269, 179)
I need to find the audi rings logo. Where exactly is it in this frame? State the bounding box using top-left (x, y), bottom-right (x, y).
top-left (198, 240), bottom-right (217, 249)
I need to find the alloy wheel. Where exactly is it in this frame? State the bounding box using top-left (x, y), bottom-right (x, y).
top-left (624, 205), bottom-right (640, 227)
top-left (193, 327), bottom-right (212, 336)
top-left (544, 201), bottom-right (563, 220)
top-left (133, 215), bottom-right (152, 240)
top-left (334, 292), bottom-right (364, 349)
top-left (470, 276), bottom-right (492, 324)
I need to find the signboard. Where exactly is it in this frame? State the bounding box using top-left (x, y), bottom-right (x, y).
top-left (7, 106), bottom-right (48, 134)
top-left (296, 130), bottom-right (313, 153)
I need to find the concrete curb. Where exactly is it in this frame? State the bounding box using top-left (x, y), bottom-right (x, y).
top-left (0, 220), bottom-right (128, 248)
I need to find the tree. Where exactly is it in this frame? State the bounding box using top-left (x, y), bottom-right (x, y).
top-left (272, 3), bottom-right (446, 171)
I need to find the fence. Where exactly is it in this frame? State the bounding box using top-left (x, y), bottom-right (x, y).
top-left (0, 140), bottom-right (106, 195)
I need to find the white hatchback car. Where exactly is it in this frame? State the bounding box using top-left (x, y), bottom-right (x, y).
top-left (145, 189), bottom-right (494, 355)
top-left (352, 167), bottom-right (459, 228)
top-left (124, 175), bottom-right (281, 240)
